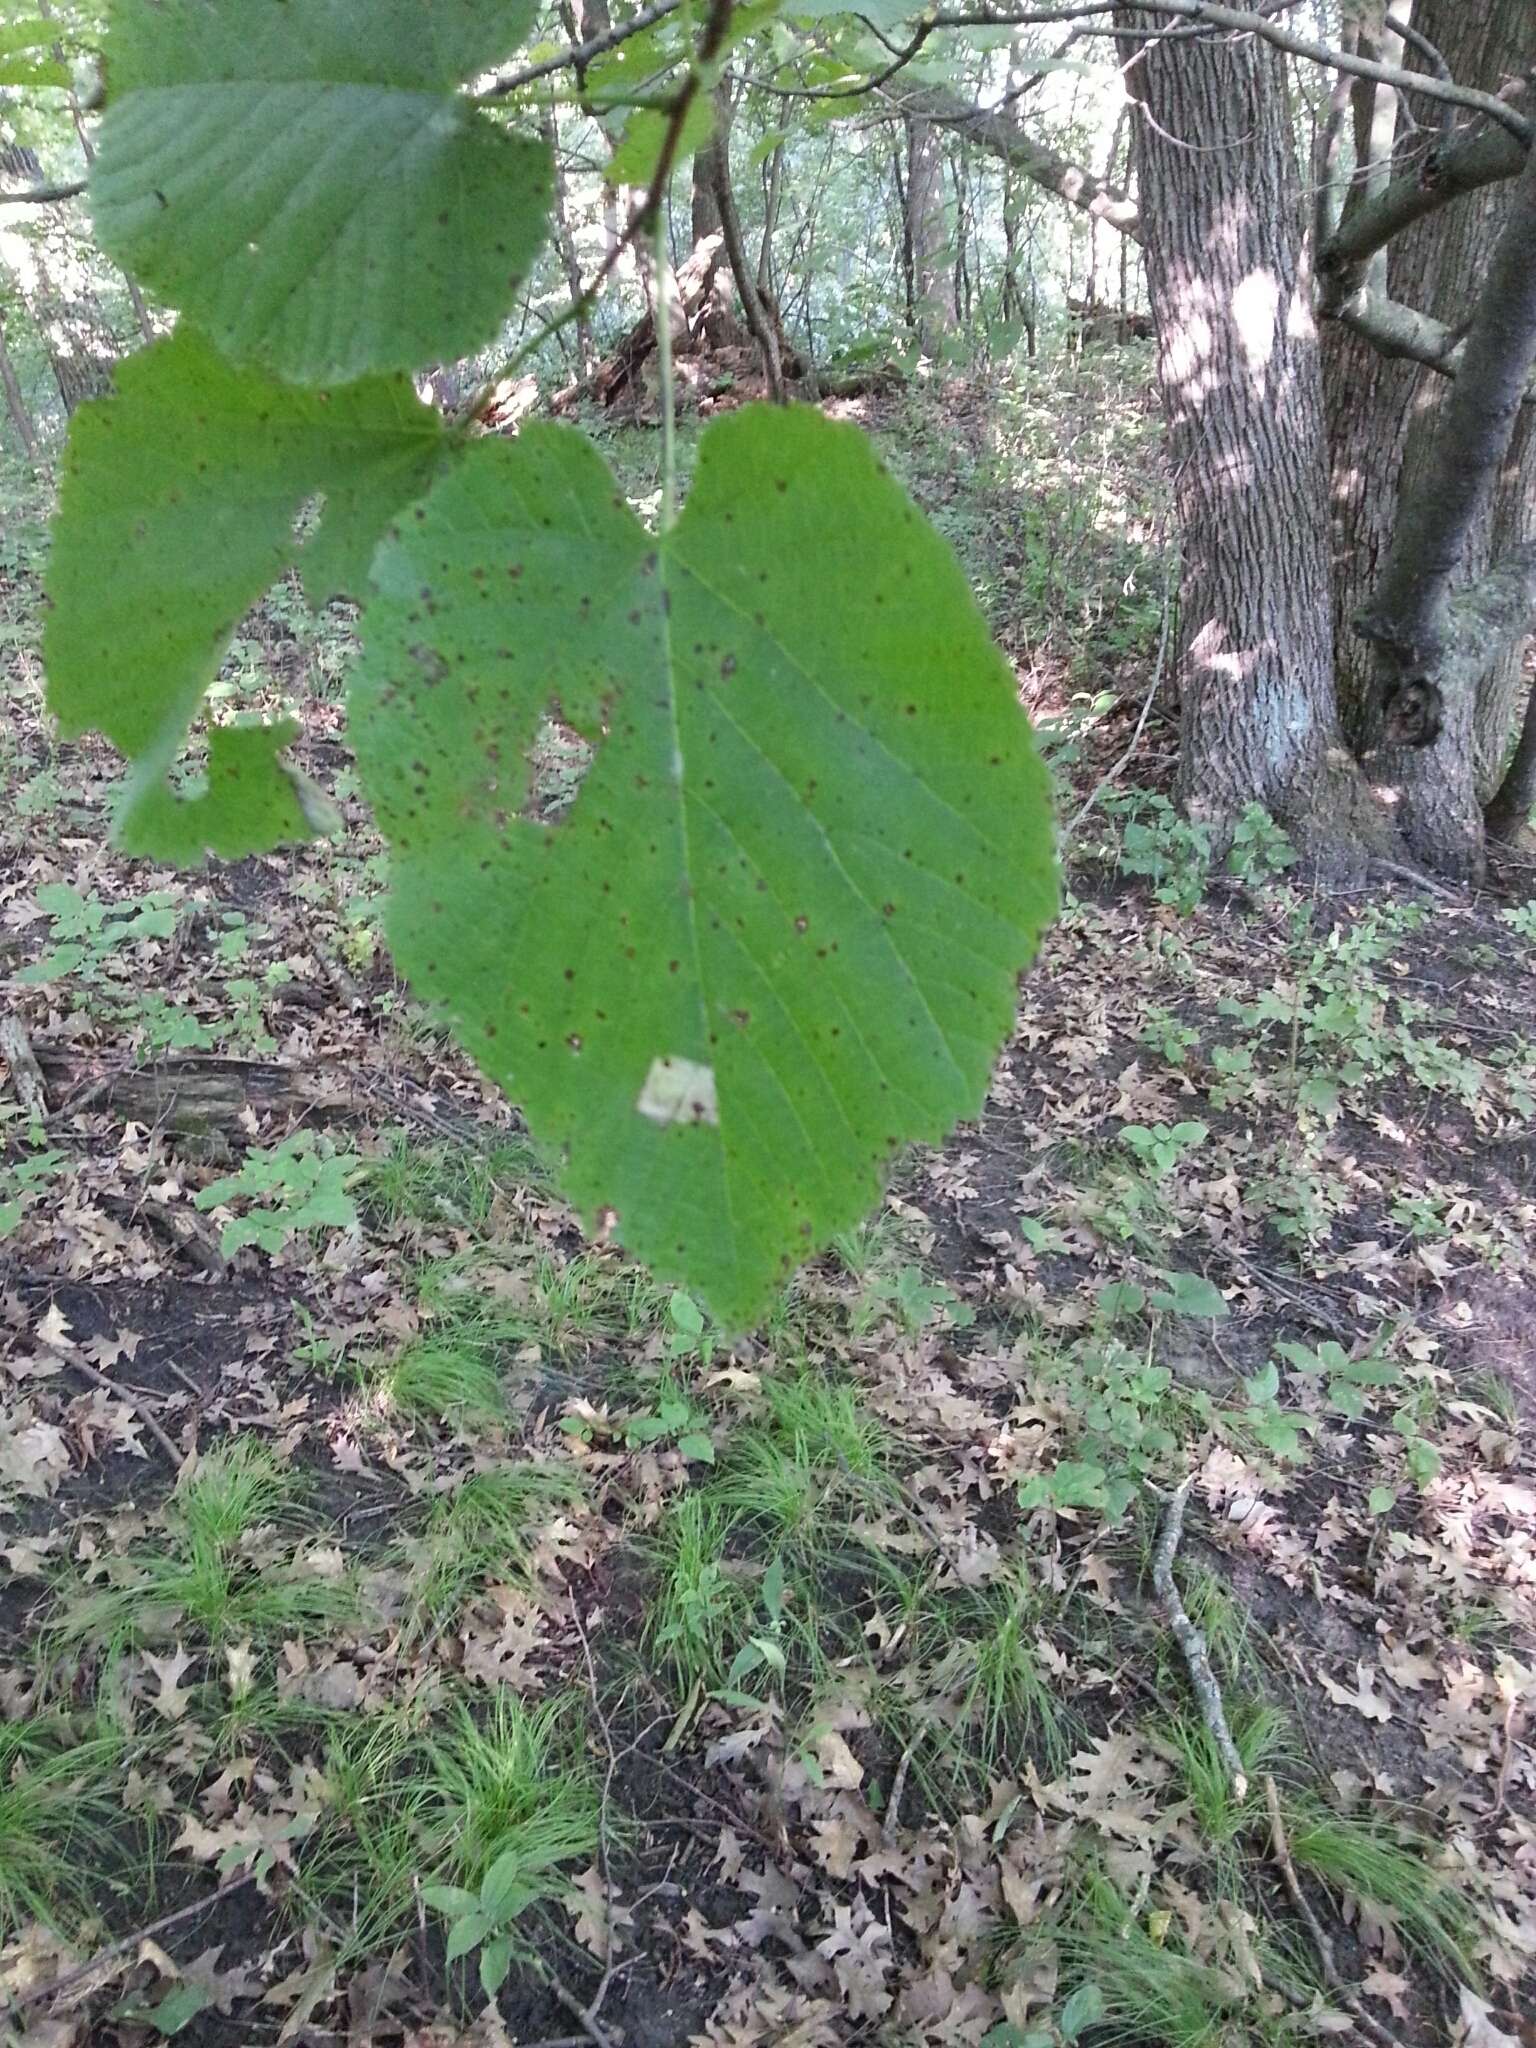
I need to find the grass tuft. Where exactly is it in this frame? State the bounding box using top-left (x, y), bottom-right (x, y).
top-left (373, 1339), bottom-right (508, 1426)
top-left (0, 1718), bottom-right (124, 1939)
top-left (1284, 1799), bottom-right (1481, 1981)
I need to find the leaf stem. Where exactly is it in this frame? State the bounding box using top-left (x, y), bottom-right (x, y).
top-left (655, 207), bottom-right (678, 532)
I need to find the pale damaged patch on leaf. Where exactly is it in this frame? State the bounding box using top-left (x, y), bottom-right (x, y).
top-left (636, 1055), bottom-right (720, 1129)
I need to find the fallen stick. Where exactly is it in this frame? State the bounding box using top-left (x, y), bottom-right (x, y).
top-left (1263, 1776), bottom-right (1406, 2048)
top-left (0, 1015), bottom-right (48, 1116)
top-left (1152, 1473), bottom-right (1248, 1798)
top-left (97, 1190), bottom-right (227, 1279)
top-left (62, 1353), bottom-right (183, 1468)
top-left (11, 1872), bottom-right (253, 2013)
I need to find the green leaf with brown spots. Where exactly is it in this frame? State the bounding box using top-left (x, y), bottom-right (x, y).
top-left (91, 0), bottom-right (551, 384)
top-left (44, 326), bottom-right (447, 859)
top-left (351, 406), bottom-right (1057, 1322)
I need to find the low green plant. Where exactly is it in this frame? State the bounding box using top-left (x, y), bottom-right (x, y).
top-left (1137, 1007), bottom-right (1200, 1068)
top-left (1027, 1865), bottom-right (1289, 2048)
top-left (426, 1693), bottom-right (597, 1896)
top-left (1103, 792), bottom-right (1212, 914)
top-left (614, 1359), bottom-right (716, 1465)
top-left (18, 882), bottom-right (178, 983)
top-left (298, 1717), bottom-right (434, 1964)
top-left (1225, 804), bottom-right (1296, 881)
top-left (646, 1490), bottom-right (749, 1694)
top-left (714, 1365), bottom-right (893, 1539)
top-left (0, 1138), bottom-right (65, 1239)
top-left (1167, 1701), bottom-right (1288, 1845)
top-left (1019, 1338), bottom-right (1200, 1517)
top-left (1119, 1120), bottom-right (1208, 1177)
top-left (196, 1132), bottom-right (360, 1256)
top-left (421, 1695), bottom-right (597, 1994)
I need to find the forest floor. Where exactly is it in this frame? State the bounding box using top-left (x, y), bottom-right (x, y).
top-left (2, 362), bottom-right (1535, 2048)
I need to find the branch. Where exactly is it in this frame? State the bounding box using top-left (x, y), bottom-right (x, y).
top-left (13, 1874), bottom-right (255, 2014)
top-left (1263, 1778), bottom-right (1407, 2048)
top-left (0, 178), bottom-right (86, 204)
top-left (1152, 1475), bottom-right (1248, 1800)
top-left (1321, 119), bottom-right (1529, 280)
top-left (882, 78), bottom-right (1141, 236)
top-left (1383, 7), bottom-right (1454, 143)
top-left (1329, 283), bottom-right (1463, 376)
top-left (925, 4), bottom-right (1534, 140)
top-left (480, 0), bottom-right (684, 97)
top-left (462, 0), bottom-right (734, 418)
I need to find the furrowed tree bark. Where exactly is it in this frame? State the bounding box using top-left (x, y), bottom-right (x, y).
top-left (1359, 141), bottom-right (1536, 878)
top-left (1119, 8), bottom-right (1383, 872)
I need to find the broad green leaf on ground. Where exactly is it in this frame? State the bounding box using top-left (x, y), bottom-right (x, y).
top-left (352, 405), bottom-right (1058, 1322)
top-left (44, 327), bottom-right (446, 859)
top-left (91, 0), bottom-right (551, 384)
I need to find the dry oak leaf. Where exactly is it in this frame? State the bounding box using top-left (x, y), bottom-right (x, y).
top-left (143, 1644), bottom-right (196, 1722)
top-left (814, 1900), bottom-right (893, 2022)
top-left (1319, 1662), bottom-right (1393, 1724)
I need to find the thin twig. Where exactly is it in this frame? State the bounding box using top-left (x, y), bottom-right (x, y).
top-left (61, 1352), bottom-right (183, 1467)
top-left (543, 1974), bottom-right (618, 2048)
top-left (883, 1736), bottom-right (920, 1844)
top-left (1489, 1689), bottom-right (1522, 1822)
top-left (924, 3), bottom-right (1533, 139)
top-left (1152, 1475), bottom-right (1247, 1798)
top-left (480, 0), bottom-right (683, 97)
top-left (1263, 1776), bottom-right (1406, 2048)
top-left (12, 1873), bottom-right (254, 2013)
top-left (1366, 857), bottom-right (1462, 904)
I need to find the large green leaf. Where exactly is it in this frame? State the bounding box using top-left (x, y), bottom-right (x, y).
top-left (92, 0), bottom-right (551, 384)
top-left (45, 326), bottom-right (447, 859)
top-left (352, 406), bottom-right (1057, 1321)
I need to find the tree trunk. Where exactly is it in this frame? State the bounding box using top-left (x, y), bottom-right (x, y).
top-left (705, 91), bottom-right (786, 401)
top-left (1120, 9), bottom-right (1383, 871)
top-left (904, 117), bottom-right (955, 356)
top-left (1326, 0), bottom-right (1536, 804)
top-left (0, 305), bottom-right (39, 461)
top-left (691, 136), bottom-right (724, 246)
top-left (1360, 144), bottom-right (1536, 881)
top-left (757, 141), bottom-right (784, 298)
